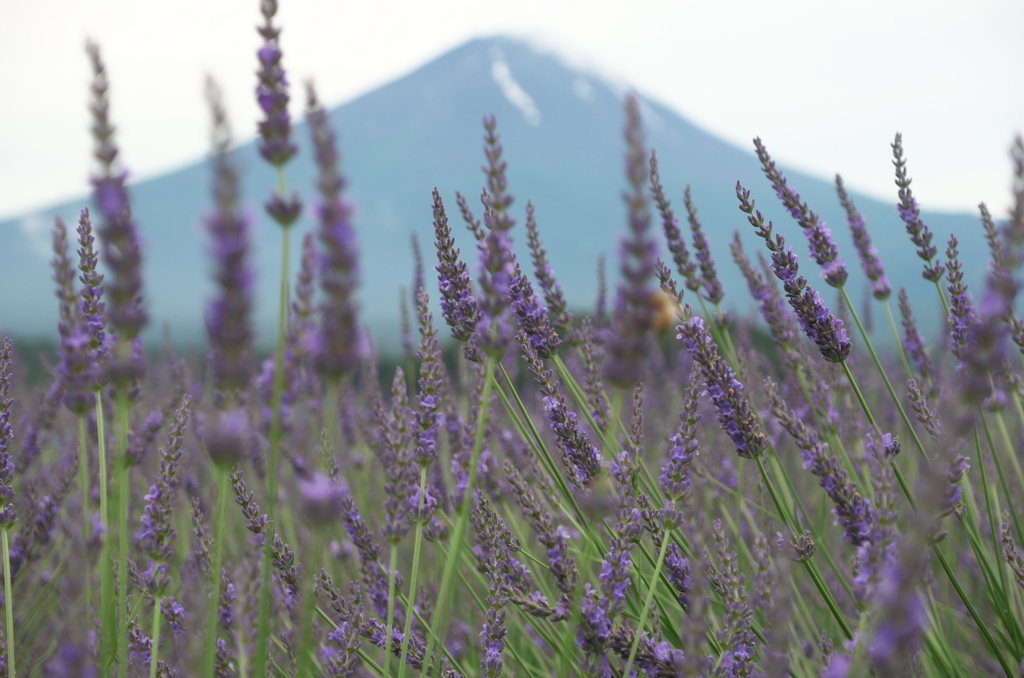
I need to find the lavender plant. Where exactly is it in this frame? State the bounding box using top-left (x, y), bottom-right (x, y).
top-left (6, 9), bottom-right (1024, 678)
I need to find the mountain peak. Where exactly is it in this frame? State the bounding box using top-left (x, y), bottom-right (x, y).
top-left (0, 36), bottom-right (978, 348)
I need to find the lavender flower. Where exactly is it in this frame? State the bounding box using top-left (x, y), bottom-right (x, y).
top-left (456, 190), bottom-right (486, 242)
top-left (0, 338), bottom-right (14, 530)
top-left (473, 116), bottom-right (517, 359)
top-left (76, 208), bottom-right (106, 362)
top-left (869, 544), bottom-right (927, 675)
top-left (382, 369), bottom-right (414, 543)
top-left (87, 41), bottom-right (147, 377)
top-left (51, 217), bottom-right (78, 332)
top-left (739, 182), bottom-right (852, 363)
top-left (410, 290), bottom-right (444, 523)
top-left (298, 472), bottom-right (345, 527)
top-left (53, 217), bottom-right (97, 415)
top-left (604, 94), bottom-right (658, 387)
top-left (524, 202), bottom-right (573, 336)
top-left (755, 138), bottom-right (848, 287)
top-left (137, 395), bottom-right (191, 591)
top-left (706, 520), bottom-right (756, 674)
top-left (684, 186), bottom-right (725, 304)
top-left (518, 333), bottom-right (602, 487)
top-left (892, 133), bottom-right (945, 282)
top-left (255, 0), bottom-right (296, 168)
top-left (433, 188), bottom-right (481, 355)
top-left (898, 288), bottom-right (936, 391)
top-left (475, 506), bottom-right (510, 678)
top-left (307, 84), bottom-right (364, 381)
top-left (505, 463), bottom-right (577, 620)
top-left (767, 378), bottom-right (874, 546)
top-left (659, 365), bottom-right (701, 504)
top-left (287, 232), bottom-right (318, 368)
top-left (509, 263), bottom-right (561, 359)
top-left (204, 79), bottom-right (253, 400)
top-left (649, 150), bottom-right (700, 292)
top-left (578, 319), bottom-right (611, 431)
top-left (731, 231), bottom-right (800, 357)
top-left (945, 234), bottom-right (975, 361)
top-left (677, 314), bottom-right (767, 458)
top-left (836, 174), bottom-right (891, 300)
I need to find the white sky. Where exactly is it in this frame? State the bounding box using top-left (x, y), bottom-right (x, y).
top-left (1, 0), bottom-right (1021, 222)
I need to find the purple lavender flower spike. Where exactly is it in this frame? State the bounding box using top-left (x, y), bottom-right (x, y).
top-left (767, 378), bottom-right (875, 546)
top-left (739, 182), bottom-right (852, 363)
top-left (412, 289), bottom-right (444, 498)
top-left (730, 231), bottom-right (800, 358)
top-left (87, 41), bottom-right (147, 380)
top-left (52, 216), bottom-right (78, 331)
top-left (659, 365), bottom-right (701, 503)
top-left (287, 232), bottom-right (317, 369)
top-left (945, 235), bottom-right (976, 362)
top-left (868, 544), bottom-right (927, 675)
top-left (204, 78), bottom-right (254, 400)
top-left (684, 186), bottom-right (725, 305)
top-left (836, 175), bottom-right (891, 300)
top-left (0, 338), bottom-right (14, 530)
top-left (76, 208), bottom-right (107, 362)
top-left (433, 188), bottom-right (481, 358)
top-left (298, 472), bottom-right (345, 527)
top-left (473, 116), bottom-right (517, 359)
top-left (456, 190), bottom-right (486, 242)
top-left (53, 217), bottom-right (97, 415)
top-left (755, 138), bottom-right (848, 288)
top-left (677, 314), bottom-right (767, 459)
top-left (605, 94), bottom-right (658, 388)
top-left (411, 232), bottom-right (426, 297)
top-left (509, 263), bottom-right (561, 359)
top-left (518, 332), bottom-right (602, 487)
top-left (307, 83), bottom-right (364, 382)
top-left (897, 288), bottom-right (936, 391)
top-left (892, 133), bottom-right (945, 282)
top-left (255, 0), bottom-right (296, 168)
top-left (524, 201), bottom-right (573, 336)
top-left (649, 150), bottom-right (700, 293)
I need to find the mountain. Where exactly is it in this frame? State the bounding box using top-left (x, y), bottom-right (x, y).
top-left (0, 36), bottom-right (986, 353)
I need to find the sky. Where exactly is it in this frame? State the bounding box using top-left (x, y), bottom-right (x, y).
top-left (1, 0), bottom-right (1021, 222)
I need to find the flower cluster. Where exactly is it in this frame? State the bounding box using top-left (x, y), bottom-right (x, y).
top-left (739, 182), bottom-right (852, 363)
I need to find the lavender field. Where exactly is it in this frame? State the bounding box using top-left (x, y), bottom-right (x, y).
top-left (2, 2), bottom-right (1024, 677)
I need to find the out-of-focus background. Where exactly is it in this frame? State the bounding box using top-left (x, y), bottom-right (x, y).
top-left (1, 0), bottom-right (1022, 351)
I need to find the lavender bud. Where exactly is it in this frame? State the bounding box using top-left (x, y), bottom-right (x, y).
top-left (203, 408), bottom-right (249, 468)
top-left (837, 175), bottom-right (890, 300)
top-left (298, 472), bottom-right (345, 527)
top-left (892, 133), bottom-right (945, 282)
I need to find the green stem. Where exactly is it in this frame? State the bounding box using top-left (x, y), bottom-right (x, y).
top-left (77, 415), bottom-right (93, 616)
top-left (2, 528), bottom-right (14, 678)
top-left (934, 545), bottom-right (1015, 677)
top-left (844, 362), bottom-right (1012, 671)
top-left (117, 387), bottom-right (130, 678)
top-left (398, 467), bottom-right (428, 678)
top-left (256, 167), bottom-right (293, 675)
top-left (883, 299), bottom-right (914, 381)
top-left (298, 528), bottom-right (321, 678)
top-left (839, 362), bottom-right (916, 507)
top-left (839, 287), bottom-right (928, 461)
top-left (205, 466), bottom-right (230, 678)
top-left (622, 530), bottom-right (671, 677)
top-left (323, 380), bottom-right (340, 470)
top-left (384, 543), bottom-right (399, 675)
top-left (754, 457), bottom-right (853, 639)
top-left (149, 595), bottom-right (162, 678)
top-left (422, 358), bottom-right (494, 675)
top-left (96, 392), bottom-right (114, 670)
